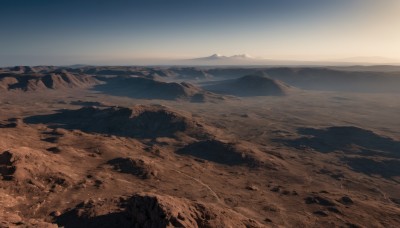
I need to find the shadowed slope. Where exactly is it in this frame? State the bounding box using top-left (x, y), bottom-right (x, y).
top-left (93, 76), bottom-right (224, 102)
top-left (0, 71), bottom-right (100, 91)
top-left (24, 105), bottom-right (208, 139)
top-left (177, 140), bottom-right (262, 167)
top-left (56, 193), bottom-right (262, 228)
top-left (278, 126), bottom-right (400, 179)
top-left (279, 126), bottom-right (400, 157)
top-left (341, 157), bottom-right (400, 178)
top-left (204, 75), bottom-right (293, 96)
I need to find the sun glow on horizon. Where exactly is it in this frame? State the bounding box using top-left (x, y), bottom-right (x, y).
top-left (0, 0), bottom-right (399, 66)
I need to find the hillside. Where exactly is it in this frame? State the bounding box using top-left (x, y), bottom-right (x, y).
top-left (204, 75), bottom-right (293, 96)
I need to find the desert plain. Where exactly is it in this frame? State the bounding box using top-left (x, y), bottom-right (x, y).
top-left (0, 65), bottom-right (400, 227)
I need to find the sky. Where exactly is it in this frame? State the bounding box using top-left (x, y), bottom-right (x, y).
top-left (0, 0), bottom-right (399, 66)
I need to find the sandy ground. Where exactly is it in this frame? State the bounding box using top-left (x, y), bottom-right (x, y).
top-left (1, 87), bottom-right (400, 227)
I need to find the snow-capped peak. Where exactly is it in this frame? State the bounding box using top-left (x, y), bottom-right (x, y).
top-left (230, 54), bottom-right (253, 59)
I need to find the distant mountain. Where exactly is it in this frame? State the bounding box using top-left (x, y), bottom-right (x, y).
top-left (230, 54), bottom-right (253, 59)
top-left (194, 54), bottom-right (227, 61)
top-left (186, 54), bottom-right (261, 65)
top-left (184, 54), bottom-right (330, 66)
top-left (180, 54), bottom-right (400, 66)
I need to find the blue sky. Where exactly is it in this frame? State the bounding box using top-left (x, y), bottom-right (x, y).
top-left (0, 0), bottom-right (399, 66)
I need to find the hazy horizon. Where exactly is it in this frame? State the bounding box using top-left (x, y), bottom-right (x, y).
top-left (1, 0), bottom-right (400, 66)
